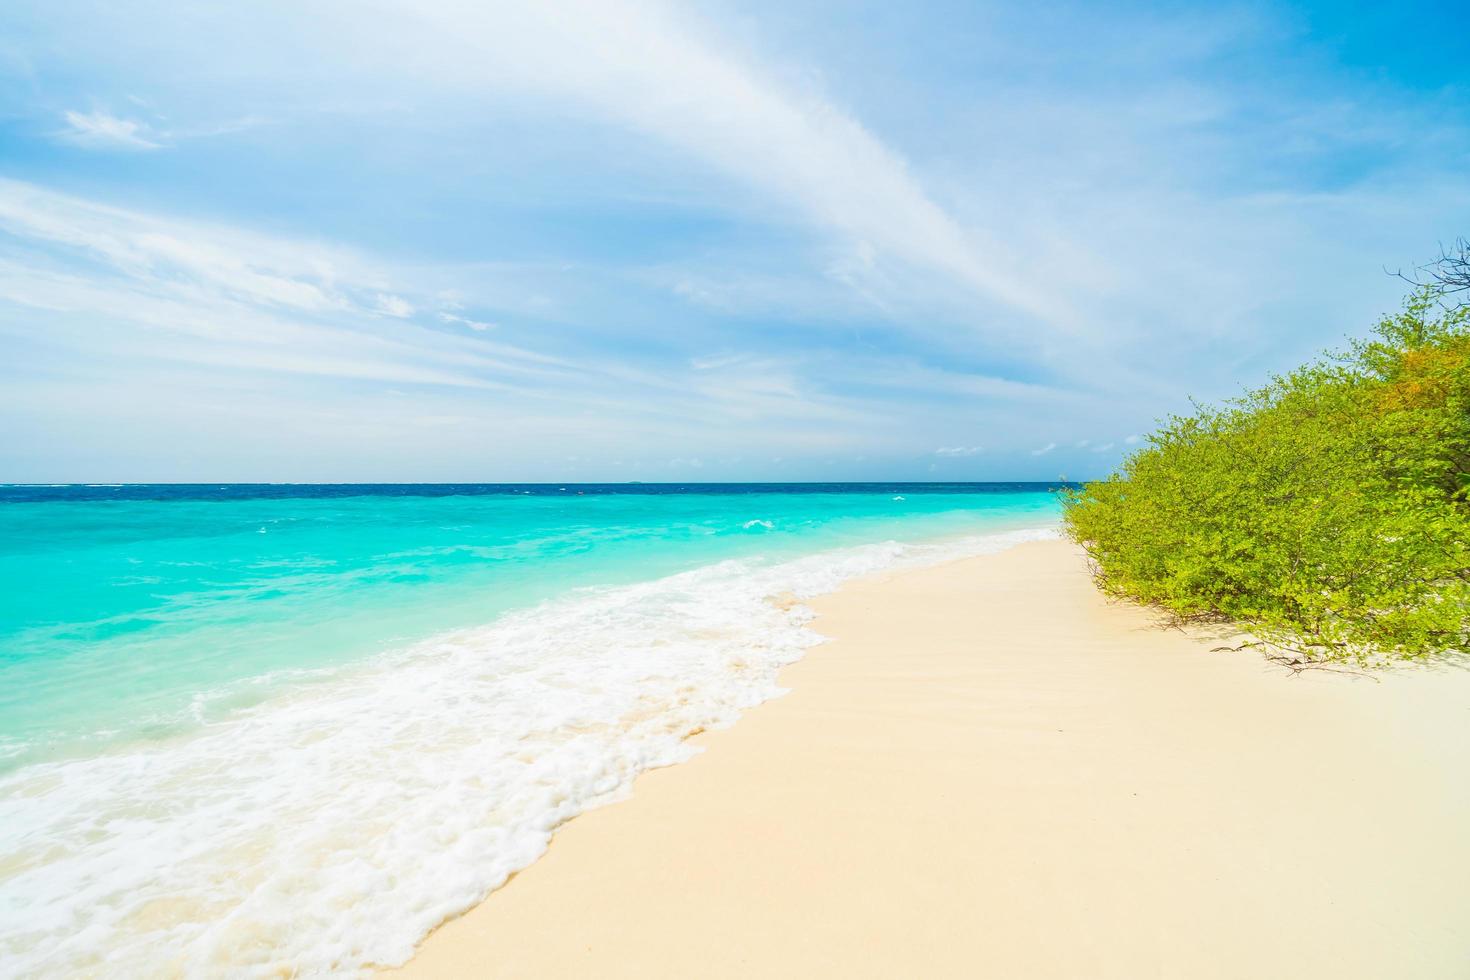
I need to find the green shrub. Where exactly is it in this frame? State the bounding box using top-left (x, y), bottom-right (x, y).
top-left (1062, 288), bottom-right (1470, 662)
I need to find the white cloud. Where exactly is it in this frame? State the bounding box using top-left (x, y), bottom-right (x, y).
top-left (57, 110), bottom-right (162, 150)
top-left (29, 1), bottom-right (1463, 402)
top-left (0, 179), bottom-right (906, 463)
top-left (1091, 442), bottom-right (1115, 452)
top-left (438, 311), bottom-right (495, 331)
top-left (1124, 433), bottom-right (1143, 444)
top-left (374, 294), bottom-right (415, 318)
top-left (934, 445), bottom-right (982, 457)
top-left (6, 2), bottom-right (1469, 479)
top-left (0, 179), bottom-right (573, 390)
top-left (353, 1), bottom-right (1063, 329)
top-left (0, 179), bottom-right (348, 312)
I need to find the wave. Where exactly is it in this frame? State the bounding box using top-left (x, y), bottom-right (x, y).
top-left (0, 524), bottom-right (1057, 977)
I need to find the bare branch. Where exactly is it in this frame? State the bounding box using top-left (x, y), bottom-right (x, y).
top-left (1390, 237), bottom-right (1470, 300)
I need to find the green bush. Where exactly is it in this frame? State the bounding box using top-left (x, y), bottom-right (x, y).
top-left (1062, 288), bottom-right (1470, 662)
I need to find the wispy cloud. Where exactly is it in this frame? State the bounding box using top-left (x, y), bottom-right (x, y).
top-left (0, 179), bottom-right (565, 389)
top-left (351, 1), bottom-right (1064, 330)
top-left (57, 109), bottom-right (162, 150)
top-left (438, 311), bottom-right (494, 332)
top-left (934, 445), bottom-right (982, 457)
top-left (374, 294), bottom-right (414, 318)
top-left (2, 0), bottom-right (1468, 480)
top-left (0, 178), bottom-right (901, 476)
top-left (0, 179), bottom-right (348, 312)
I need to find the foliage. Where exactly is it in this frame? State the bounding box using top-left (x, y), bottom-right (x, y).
top-left (1062, 288), bottom-right (1470, 662)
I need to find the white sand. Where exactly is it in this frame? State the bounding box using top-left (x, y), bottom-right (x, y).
top-left (391, 540), bottom-right (1470, 978)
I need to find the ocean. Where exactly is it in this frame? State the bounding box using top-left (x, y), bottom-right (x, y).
top-left (0, 482), bottom-right (1063, 976)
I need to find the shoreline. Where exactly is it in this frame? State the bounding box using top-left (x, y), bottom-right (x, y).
top-left (390, 539), bottom-right (1470, 977)
top-left (0, 514), bottom-right (1064, 977)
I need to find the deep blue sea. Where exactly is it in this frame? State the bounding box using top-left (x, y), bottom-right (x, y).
top-left (0, 482), bottom-right (1063, 975)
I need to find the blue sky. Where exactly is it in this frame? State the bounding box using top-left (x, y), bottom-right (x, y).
top-left (1, 0), bottom-right (1467, 482)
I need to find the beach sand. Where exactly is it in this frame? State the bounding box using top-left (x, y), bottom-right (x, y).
top-left (391, 539), bottom-right (1470, 978)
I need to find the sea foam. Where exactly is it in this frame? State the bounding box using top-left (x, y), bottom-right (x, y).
top-left (0, 525), bottom-right (1056, 977)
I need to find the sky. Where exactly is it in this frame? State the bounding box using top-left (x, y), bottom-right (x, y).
top-left (1, 0), bottom-right (1467, 483)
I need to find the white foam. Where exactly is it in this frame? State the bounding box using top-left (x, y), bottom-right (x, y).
top-left (0, 524), bottom-right (1057, 978)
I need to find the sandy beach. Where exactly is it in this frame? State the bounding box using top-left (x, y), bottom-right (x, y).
top-left (393, 539), bottom-right (1470, 978)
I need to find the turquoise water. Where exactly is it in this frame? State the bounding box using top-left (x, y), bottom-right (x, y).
top-left (0, 482), bottom-right (1062, 976)
top-left (0, 483), bottom-right (1061, 770)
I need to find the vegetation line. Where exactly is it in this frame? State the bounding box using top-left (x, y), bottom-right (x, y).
top-left (1062, 248), bottom-right (1470, 664)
